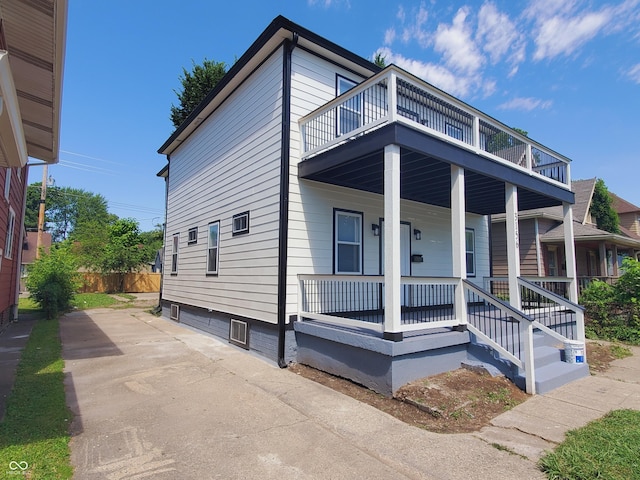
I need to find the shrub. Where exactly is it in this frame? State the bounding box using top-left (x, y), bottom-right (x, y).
top-left (25, 245), bottom-right (81, 319)
top-left (580, 258), bottom-right (640, 344)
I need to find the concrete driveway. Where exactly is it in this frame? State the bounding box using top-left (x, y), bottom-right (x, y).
top-left (61, 307), bottom-right (549, 479)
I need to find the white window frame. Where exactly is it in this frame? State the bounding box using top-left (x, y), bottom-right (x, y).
top-left (5, 207), bottom-right (15, 259)
top-left (232, 211), bottom-right (249, 236)
top-left (4, 168), bottom-right (11, 201)
top-left (207, 221), bottom-right (220, 275)
top-left (170, 233), bottom-right (179, 273)
top-left (336, 75), bottom-right (361, 136)
top-left (465, 228), bottom-right (475, 277)
top-left (187, 227), bottom-right (198, 245)
top-left (334, 209), bottom-right (363, 275)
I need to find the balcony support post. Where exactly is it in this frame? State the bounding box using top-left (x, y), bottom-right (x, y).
top-left (563, 202), bottom-right (578, 304)
top-left (451, 165), bottom-right (467, 324)
top-left (383, 144), bottom-right (402, 340)
top-left (505, 183), bottom-right (521, 309)
top-left (388, 71), bottom-right (397, 123)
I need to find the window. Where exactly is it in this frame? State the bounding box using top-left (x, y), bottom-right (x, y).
top-left (207, 222), bottom-right (220, 274)
top-left (334, 210), bottom-right (362, 274)
top-left (337, 75), bottom-right (360, 136)
top-left (4, 168), bottom-right (10, 201)
top-left (446, 123), bottom-right (463, 142)
top-left (188, 227), bottom-right (198, 245)
top-left (5, 207), bottom-right (15, 259)
top-left (232, 211), bottom-right (249, 236)
top-left (465, 228), bottom-right (475, 277)
top-left (170, 234), bottom-right (179, 273)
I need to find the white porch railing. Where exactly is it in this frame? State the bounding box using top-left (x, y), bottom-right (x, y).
top-left (463, 280), bottom-right (536, 394)
top-left (298, 66), bottom-right (571, 188)
top-left (297, 275), bottom-right (463, 334)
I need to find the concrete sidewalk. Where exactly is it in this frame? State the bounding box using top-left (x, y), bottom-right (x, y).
top-left (59, 308), bottom-right (640, 479)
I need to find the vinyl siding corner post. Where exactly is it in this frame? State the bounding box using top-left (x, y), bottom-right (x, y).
top-left (505, 183), bottom-right (521, 309)
top-left (383, 144), bottom-right (402, 340)
top-left (451, 165), bottom-right (467, 323)
top-left (277, 35), bottom-right (297, 367)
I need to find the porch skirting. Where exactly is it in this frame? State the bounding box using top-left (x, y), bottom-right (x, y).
top-left (294, 321), bottom-right (470, 396)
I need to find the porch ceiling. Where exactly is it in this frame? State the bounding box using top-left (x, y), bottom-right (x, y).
top-left (298, 123), bottom-right (574, 216)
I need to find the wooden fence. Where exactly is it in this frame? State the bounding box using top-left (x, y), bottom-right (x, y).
top-left (79, 273), bottom-right (161, 293)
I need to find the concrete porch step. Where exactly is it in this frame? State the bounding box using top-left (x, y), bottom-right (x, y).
top-left (514, 360), bottom-right (590, 395)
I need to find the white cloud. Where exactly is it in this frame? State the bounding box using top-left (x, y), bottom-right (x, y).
top-left (533, 11), bottom-right (611, 60)
top-left (398, 3), bottom-right (431, 46)
top-left (433, 7), bottom-right (484, 73)
top-left (307, 0), bottom-right (351, 8)
top-left (628, 63), bottom-right (640, 83)
top-left (498, 97), bottom-right (553, 111)
top-left (384, 27), bottom-right (396, 45)
top-left (376, 47), bottom-right (494, 98)
top-left (476, 1), bottom-right (526, 74)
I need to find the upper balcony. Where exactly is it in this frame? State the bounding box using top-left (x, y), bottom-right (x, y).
top-left (299, 66), bottom-right (571, 193)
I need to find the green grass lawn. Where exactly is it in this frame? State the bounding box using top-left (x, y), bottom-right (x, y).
top-left (0, 312), bottom-right (73, 479)
top-left (539, 409), bottom-right (640, 479)
top-left (71, 292), bottom-right (118, 309)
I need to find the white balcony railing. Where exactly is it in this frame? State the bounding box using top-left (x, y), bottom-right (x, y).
top-left (299, 66), bottom-right (571, 188)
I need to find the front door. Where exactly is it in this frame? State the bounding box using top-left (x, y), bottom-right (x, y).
top-left (380, 221), bottom-right (411, 305)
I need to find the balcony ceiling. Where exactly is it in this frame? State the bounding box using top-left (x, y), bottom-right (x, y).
top-left (0, 0), bottom-right (66, 166)
top-left (299, 123), bottom-right (574, 216)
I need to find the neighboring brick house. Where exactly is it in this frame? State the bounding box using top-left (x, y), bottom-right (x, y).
top-left (0, 0), bottom-right (66, 328)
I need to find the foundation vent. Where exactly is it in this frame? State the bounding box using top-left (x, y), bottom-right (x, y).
top-left (170, 304), bottom-right (180, 321)
top-left (229, 319), bottom-right (249, 349)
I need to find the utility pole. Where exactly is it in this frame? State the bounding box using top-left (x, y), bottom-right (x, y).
top-left (36, 164), bottom-right (48, 259)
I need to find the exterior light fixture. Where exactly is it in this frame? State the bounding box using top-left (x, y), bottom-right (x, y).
top-left (414, 229), bottom-right (421, 240)
top-left (372, 224), bottom-right (380, 236)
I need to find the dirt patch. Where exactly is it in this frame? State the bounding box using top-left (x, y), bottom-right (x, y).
top-left (586, 340), bottom-right (631, 373)
top-left (289, 341), bottom-right (630, 434)
top-left (288, 363), bottom-right (528, 433)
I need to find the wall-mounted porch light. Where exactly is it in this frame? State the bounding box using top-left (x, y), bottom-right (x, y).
top-left (372, 224), bottom-right (380, 236)
top-left (414, 229), bottom-right (421, 241)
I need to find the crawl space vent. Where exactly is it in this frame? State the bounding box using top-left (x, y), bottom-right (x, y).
top-left (229, 319), bottom-right (249, 349)
top-left (170, 304), bottom-right (180, 321)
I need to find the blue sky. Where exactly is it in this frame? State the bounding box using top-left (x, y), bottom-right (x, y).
top-left (35, 0), bottom-right (640, 231)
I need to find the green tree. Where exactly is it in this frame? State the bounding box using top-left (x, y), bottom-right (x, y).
top-left (98, 218), bottom-right (147, 275)
top-left (25, 184), bottom-right (112, 242)
top-left (26, 244), bottom-right (81, 319)
top-left (170, 58), bottom-right (227, 129)
top-left (590, 178), bottom-right (620, 234)
top-left (373, 52), bottom-right (386, 68)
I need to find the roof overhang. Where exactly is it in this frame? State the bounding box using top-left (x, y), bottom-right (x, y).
top-left (541, 232), bottom-right (640, 249)
top-left (0, 0), bottom-right (67, 167)
top-left (299, 123), bottom-right (574, 216)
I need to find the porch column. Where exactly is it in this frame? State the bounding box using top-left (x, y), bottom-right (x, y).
top-left (451, 165), bottom-right (467, 323)
top-left (505, 183), bottom-right (521, 309)
top-left (599, 242), bottom-right (607, 277)
top-left (563, 202), bottom-right (578, 303)
top-left (384, 144), bottom-right (402, 340)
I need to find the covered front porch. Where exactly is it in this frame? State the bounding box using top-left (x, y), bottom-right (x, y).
top-left (293, 66), bottom-right (586, 395)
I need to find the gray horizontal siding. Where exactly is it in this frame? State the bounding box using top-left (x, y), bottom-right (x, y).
top-left (163, 47), bottom-right (284, 324)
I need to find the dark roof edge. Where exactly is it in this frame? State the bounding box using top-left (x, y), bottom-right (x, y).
top-left (158, 15), bottom-right (381, 155)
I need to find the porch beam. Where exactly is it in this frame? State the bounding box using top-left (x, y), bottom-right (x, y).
top-left (383, 144), bottom-right (402, 340)
top-left (563, 202), bottom-right (578, 303)
top-left (451, 165), bottom-right (467, 323)
top-left (505, 183), bottom-right (521, 309)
